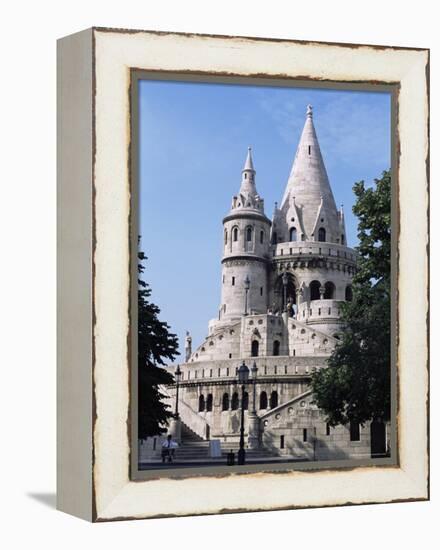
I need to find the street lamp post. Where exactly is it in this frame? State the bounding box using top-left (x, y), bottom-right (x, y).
top-left (244, 275), bottom-right (250, 315)
top-left (174, 365), bottom-right (182, 419)
top-left (237, 361), bottom-right (250, 465)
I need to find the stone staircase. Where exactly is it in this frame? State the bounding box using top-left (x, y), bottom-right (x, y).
top-left (177, 421), bottom-right (279, 462)
top-left (176, 423), bottom-right (211, 461)
top-left (220, 441), bottom-right (279, 460)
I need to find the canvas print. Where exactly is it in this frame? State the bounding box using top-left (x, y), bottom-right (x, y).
top-left (136, 80), bottom-right (393, 471)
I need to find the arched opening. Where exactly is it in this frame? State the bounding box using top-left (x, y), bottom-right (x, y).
top-left (206, 394), bottom-right (213, 412)
top-left (345, 285), bottom-right (353, 301)
top-left (243, 392), bottom-right (249, 410)
top-left (271, 231), bottom-right (278, 244)
top-left (324, 281), bottom-right (335, 299)
top-left (224, 229), bottom-right (228, 245)
top-left (270, 391), bottom-right (278, 409)
top-left (341, 234), bottom-right (345, 245)
top-left (259, 391), bottom-right (268, 409)
top-left (310, 280), bottom-right (321, 301)
top-left (275, 272), bottom-right (297, 312)
top-left (273, 340), bottom-right (280, 356)
top-left (233, 227), bottom-right (238, 242)
top-left (318, 227), bottom-right (326, 242)
top-left (246, 226), bottom-right (253, 242)
top-left (260, 230), bottom-right (264, 244)
top-left (222, 393), bottom-right (229, 411)
top-left (231, 392), bottom-right (239, 411)
top-left (289, 227), bottom-right (297, 241)
top-left (251, 340), bottom-right (259, 357)
top-left (198, 395), bottom-right (205, 412)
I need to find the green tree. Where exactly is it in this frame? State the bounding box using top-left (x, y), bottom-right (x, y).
top-left (311, 170), bottom-right (391, 426)
top-left (138, 247), bottom-right (179, 439)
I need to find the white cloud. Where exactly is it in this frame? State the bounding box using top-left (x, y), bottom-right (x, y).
top-left (254, 89), bottom-right (391, 172)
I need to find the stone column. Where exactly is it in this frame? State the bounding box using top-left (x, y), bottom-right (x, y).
top-left (296, 288), bottom-right (302, 319)
top-left (247, 412), bottom-right (260, 449)
top-left (168, 417), bottom-right (182, 444)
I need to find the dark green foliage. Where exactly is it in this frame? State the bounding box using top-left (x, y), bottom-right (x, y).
top-left (138, 248), bottom-right (179, 439)
top-left (311, 171), bottom-right (391, 426)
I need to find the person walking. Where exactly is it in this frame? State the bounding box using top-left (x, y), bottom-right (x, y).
top-left (161, 434), bottom-right (178, 463)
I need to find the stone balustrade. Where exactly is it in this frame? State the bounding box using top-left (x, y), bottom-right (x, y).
top-left (272, 241), bottom-right (357, 263)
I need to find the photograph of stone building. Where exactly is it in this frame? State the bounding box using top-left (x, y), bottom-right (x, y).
top-left (137, 84), bottom-right (391, 469)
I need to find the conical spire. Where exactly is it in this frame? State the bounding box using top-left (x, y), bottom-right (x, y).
top-left (243, 146), bottom-right (255, 172)
top-left (238, 147), bottom-right (257, 199)
top-left (229, 147), bottom-right (266, 215)
top-left (280, 105), bottom-right (340, 242)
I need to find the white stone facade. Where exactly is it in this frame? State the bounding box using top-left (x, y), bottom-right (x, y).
top-left (169, 106), bottom-right (381, 461)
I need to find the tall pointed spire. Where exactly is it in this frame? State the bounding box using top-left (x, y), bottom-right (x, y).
top-left (279, 105), bottom-right (340, 243)
top-left (243, 146), bottom-right (255, 172)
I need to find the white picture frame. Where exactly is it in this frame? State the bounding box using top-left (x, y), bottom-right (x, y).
top-left (57, 27), bottom-right (429, 522)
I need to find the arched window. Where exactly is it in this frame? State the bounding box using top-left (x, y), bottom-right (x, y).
top-left (206, 394), bottom-right (213, 412)
top-left (246, 226), bottom-right (253, 242)
top-left (231, 392), bottom-right (239, 410)
top-left (198, 395), bottom-right (205, 412)
top-left (233, 227), bottom-right (238, 242)
top-left (251, 340), bottom-right (259, 357)
top-left (259, 391), bottom-right (268, 409)
top-left (301, 233), bottom-right (305, 241)
top-left (272, 231), bottom-right (278, 244)
top-left (270, 391), bottom-right (278, 409)
top-left (243, 392), bottom-right (249, 410)
top-left (224, 229), bottom-right (228, 244)
top-left (345, 285), bottom-right (353, 301)
top-left (222, 393), bottom-right (229, 411)
top-left (273, 340), bottom-right (280, 356)
top-left (260, 230), bottom-right (264, 244)
top-left (289, 227), bottom-right (297, 241)
top-left (310, 280), bottom-right (321, 301)
top-left (324, 281), bottom-right (335, 299)
top-left (318, 227), bottom-right (326, 242)
top-left (341, 234), bottom-right (345, 245)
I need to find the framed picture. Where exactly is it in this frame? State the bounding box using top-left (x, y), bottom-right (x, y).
top-left (57, 27), bottom-right (429, 521)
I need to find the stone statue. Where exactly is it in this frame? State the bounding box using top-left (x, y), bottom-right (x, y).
top-left (184, 331), bottom-right (192, 362)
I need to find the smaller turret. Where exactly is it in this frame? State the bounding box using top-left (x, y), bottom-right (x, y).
top-left (218, 148), bottom-right (271, 322)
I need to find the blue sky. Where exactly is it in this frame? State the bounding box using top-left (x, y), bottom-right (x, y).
top-left (138, 80), bottom-right (391, 360)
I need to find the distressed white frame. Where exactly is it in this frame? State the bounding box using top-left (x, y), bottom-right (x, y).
top-left (57, 28), bottom-right (429, 521)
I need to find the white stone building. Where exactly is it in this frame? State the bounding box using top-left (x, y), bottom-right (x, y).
top-left (165, 105), bottom-right (386, 462)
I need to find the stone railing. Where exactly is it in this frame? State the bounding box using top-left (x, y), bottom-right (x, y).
top-left (272, 241), bottom-right (356, 263)
top-left (296, 299), bottom-right (342, 321)
top-left (174, 354), bottom-right (329, 385)
top-left (168, 386), bottom-right (210, 440)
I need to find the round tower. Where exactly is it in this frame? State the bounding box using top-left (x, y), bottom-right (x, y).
top-left (219, 148), bottom-right (271, 322)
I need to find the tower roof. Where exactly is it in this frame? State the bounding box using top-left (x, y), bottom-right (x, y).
top-left (279, 105), bottom-right (340, 242)
top-left (243, 146), bottom-right (255, 172)
top-left (228, 147), bottom-right (267, 217)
